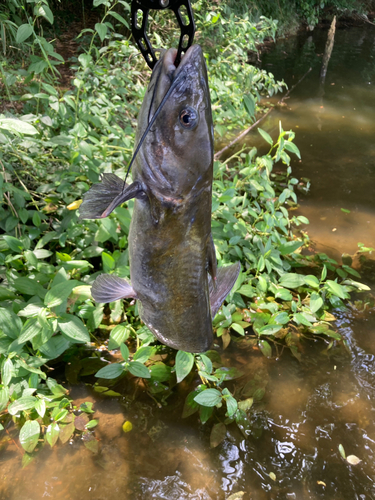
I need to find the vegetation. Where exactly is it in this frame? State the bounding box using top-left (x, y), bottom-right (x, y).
top-left (0, 0), bottom-right (373, 460)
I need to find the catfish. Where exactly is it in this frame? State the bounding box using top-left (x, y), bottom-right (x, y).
top-left (79, 45), bottom-right (240, 353)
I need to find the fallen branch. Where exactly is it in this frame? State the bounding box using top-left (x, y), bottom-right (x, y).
top-left (214, 66), bottom-right (313, 160)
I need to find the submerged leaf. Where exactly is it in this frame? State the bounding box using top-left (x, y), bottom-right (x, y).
top-left (210, 422), bottom-right (226, 448)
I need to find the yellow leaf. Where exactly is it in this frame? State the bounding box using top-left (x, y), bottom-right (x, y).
top-left (67, 199), bottom-right (82, 210)
top-left (122, 420), bottom-right (133, 433)
top-left (269, 472), bottom-right (276, 481)
top-left (346, 455), bottom-right (361, 465)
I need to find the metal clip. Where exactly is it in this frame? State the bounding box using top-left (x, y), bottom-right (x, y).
top-left (131, 0), bottom-right (195, 69)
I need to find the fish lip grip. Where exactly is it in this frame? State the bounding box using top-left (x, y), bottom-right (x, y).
top-left (131, 0), bottom-right (195, 69)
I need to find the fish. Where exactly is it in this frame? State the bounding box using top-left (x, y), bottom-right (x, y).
top-left (79, 45), bottom-right (240, 353)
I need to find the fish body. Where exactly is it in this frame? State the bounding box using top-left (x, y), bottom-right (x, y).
top-left (79, 45), bottom-right (240, 353)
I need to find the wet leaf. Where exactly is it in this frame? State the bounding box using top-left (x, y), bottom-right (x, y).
top-left (238, 398), bottom-right (253, 412)
top-left (74, 413), bottom-right (89, 431)
top-left (83, 432), bottom-right (99, 453)
top-left (80, 402), bottom-right (95, 414)
top-left (235, 409), bottom-right (251, 437)
top-left (133, 346), bottom-right (154, 364)
top-left (227, 493), bottom-right (245, 500)
top-left (310, 292), bottom-right (323, 313)
top-left (182, 390), bottom-right (200, 418)
top-left (175, 351), bottom-right (194, 383)
top-left (225, 396), bottom-right (238, 417)
top-left (108, 325), bottom-right (130, 350)
top-left (338, 443), bottom-right (346, 459)
top-left (346, 455), bottom-right (361, 465)
top-left (258, 339), bottom-right (272, 358)
top-left (8, 396), bottom-right (37, 415)
top-left (210, 422), bottom-right (226, 448)
top-left (34, 399), bottom-right (46, 418)
top-left (0, 387), bottom-right (9, 411)
top-left (46, 422), bottom-right (60, 447)
top-left (194, 388), bottom-right (222, 407)
top-left (19, 420), bottom-right (40, 453)
top-left (128, 361), bottom-right (151, 379)
top-left (95, 363), bottom-right (124, 379)
top-left (215, 367), bottom-right (244, 381)
top-left (150, 363), bottom-right (172, 382)
top-left (325, 280), bottom-right (347, 299)
top-left (269, 472), bottom-right (276, 481)
top-left (22, 452), bottom-right (36, 468)
top-left (122, 421), bottom-right (133, 433)
top-left (120, 342), bottom-right (129, 361)
top-left (279, 273), bottom-right (306, 289)
top-left (85, 419), bottom-right (98, 429)
top-left (59, 422), bottom-right (75, 444)
top-left (199, 405), bottom-right (213, 424)
top-left (222, 331), bottom-right (231, 349)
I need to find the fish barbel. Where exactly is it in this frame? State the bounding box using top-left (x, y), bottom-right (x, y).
top-left (79, 45), bottom-right (240, 353)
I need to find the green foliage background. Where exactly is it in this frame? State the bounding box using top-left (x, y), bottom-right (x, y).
top-left (0, 0), bottom-right (373, 458)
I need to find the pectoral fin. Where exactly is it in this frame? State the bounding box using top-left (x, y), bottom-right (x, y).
top-left (78, 173), bottom-right (143, 219)
top-left (206, 234), bottom-right (217, 282)
top-left (91, 274), bottom-right (137, 303)
top-left (209, 262), bottom-right (241, 318)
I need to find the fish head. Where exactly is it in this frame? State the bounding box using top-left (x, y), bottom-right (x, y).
top-left (134, 45), bottom-right (214, 203)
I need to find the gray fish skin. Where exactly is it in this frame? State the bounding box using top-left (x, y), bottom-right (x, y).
top-left (83, 45), bottom-right (240, 353)
top-left (129, 45), bottom-right (216, 353)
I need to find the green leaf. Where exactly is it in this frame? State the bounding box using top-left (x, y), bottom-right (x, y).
top-left (0, 387), bottom-right (9, 411)
top-left (279, 273), bottom-right (306, 289)
top-left (304, 275), bottom-right (320, 288)
top-left (210, 422), bottom-right (226, 448)
top-left (243, 94), bottom-right (255, 117)
top-left (95, 23), bottom-right (107, 41)
top-left (194, 388), bottom-right (222, 407)
top-left (150, 363), bottom-right (172, 382)
top-left (175, 351), bottom-right (194, 383)
top-left (18, 317), bottom-right (41, 343)
top-left (108, 325), bottom-right (130, 350)
top-left (0, 118), bottom-right (38, 136)
top-left (38, 5), bottom-right (54, 24)
top-left (108, 11), bottom-right (129, 28)
top-left (128, 361), bottom-right (151, 379)
top-left (325, 280), bottom-right (347, 299)
top-left (39, 335), bottom-right (70, 359)
top-left (0, 307), bottom-right (22, 339)
top-left (259, 324), bottom-right (283, 336)
top-left (133, 346), bottom-right (154, 364)
top-left (231, 323), bottom-right (245, 336)
top-left (13, 277), bottom-right (44, 297)
top-left (46, 423), bottom-right (60, 447)
top-left (120, 342), bottom-right (129, 361)
top-left (258, 339), bottom-right (272, 358)
top-left (215, 366), bottom-right (244, 381)
top-left (95, 363), bottom-right (124, 379)
top-left (310, 292), bottom-right (323, 313)
top-left (35, 399), bottom-right (46, 418)
top-left (284, 141), bottom-right (301, 159)
top-left (59, 422), bottom-right (75, 444)
top-left (58, 314), bottom-right (90, 343)
top-left (182, 390), bottom-right (200, 418)
top-left (225, 395), bottom-right (238, 417)
top-left (2, 358), bottom-right (14, 386)
top-left (3, 235), bottom-right (24, 253)
top-left (16, 24), bottom-right (33, 44)
top-left (8, 396), bottom-right (37, 415)
top-left (20, 420), bottom-right (40, 453)
top-left (279, 240), bottom-right (303, 255)
top-left (258, 127), bottom-right (273, 145)
top-left (45, 280), bottom-right (80, 308)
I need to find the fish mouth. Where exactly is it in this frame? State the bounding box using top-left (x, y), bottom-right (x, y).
top-left (161, 44), bottom-right (202, 86)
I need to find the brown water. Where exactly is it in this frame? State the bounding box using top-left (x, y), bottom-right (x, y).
top-left (1, 27), bottom-right (375, 500)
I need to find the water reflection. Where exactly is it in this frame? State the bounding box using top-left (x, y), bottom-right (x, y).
top-left (1, 26), bottom-right (375, 500)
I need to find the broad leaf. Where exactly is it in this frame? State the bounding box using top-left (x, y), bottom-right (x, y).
top-left (194, 388), bottom-right (222, 407)
top-left (44, 280), bottom-right (80, 308)
top-left (58, 314), bottom-right (90, 343)
top-left (210, 422), bottom-right (226, 448)
top-left (16, 24), bottom-right (33, 44)
top-left (95, 363), bottom-right (124, 379)
top-left (46, 423), bottom-right (60, 447)
top-left (175, 351), bottom-right (194, 383)
top-left (19, 420), bottom-right (40, 453)
top-left (128, 361), bottom-right (151, 379)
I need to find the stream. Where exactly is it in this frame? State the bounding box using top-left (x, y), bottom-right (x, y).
top-left (1, 26), bottom-right (375, 500)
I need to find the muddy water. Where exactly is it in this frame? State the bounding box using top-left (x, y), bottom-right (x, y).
top-left (1, 27), bottom-right (375, 500)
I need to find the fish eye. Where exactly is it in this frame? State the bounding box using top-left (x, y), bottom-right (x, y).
top-left (179, 107), bottom-right (198, 130)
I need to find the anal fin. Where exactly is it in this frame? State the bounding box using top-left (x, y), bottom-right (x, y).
top-left (91, 274), bottom-right (137, 303)
top-left (209, 262), bottom-right (241, 318)
top-left (78, 173), bottom-right (143, 219)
